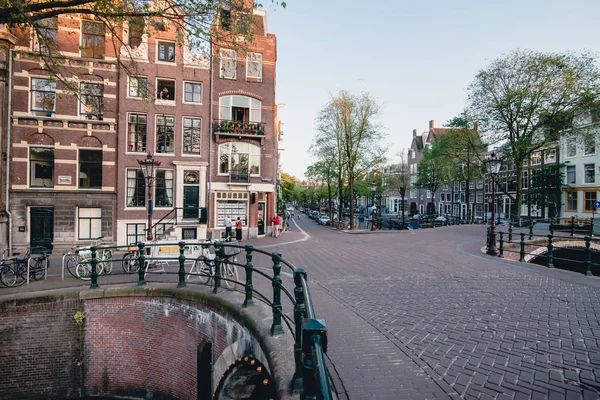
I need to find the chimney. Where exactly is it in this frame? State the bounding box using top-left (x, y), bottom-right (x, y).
top-left (429, 120), bottom-right (434, 131)
top-left (413, 129), bottom-right (417, 137)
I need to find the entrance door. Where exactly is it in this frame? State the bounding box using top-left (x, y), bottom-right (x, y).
top-left (30, 207), bottom-right (54, 251)
top-left (183, 186), bottom-right (199, 219)
top-left (258, 201), bottom-right (265, 235)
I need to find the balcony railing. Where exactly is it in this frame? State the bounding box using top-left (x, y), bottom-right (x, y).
top-left (214, 119), bottom-right (266, 138)
top-left (230, 169), bottom-right (250, 183)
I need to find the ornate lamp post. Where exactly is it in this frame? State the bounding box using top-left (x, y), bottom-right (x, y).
top-left (138, 153), bottom-right (161, 241)
top-left (371, 181), bottom-right (377, 230)
top-left (484, 152), bottom-right (503, 255)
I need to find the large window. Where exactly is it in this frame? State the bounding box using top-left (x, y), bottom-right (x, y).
top-left (128, 16), bottom-right (144, 48)
top-left (522, 170), bottom-right (528, 189)
top-left (584, 191), bottom-right (597, 212)
top-left (219, 95), bottom-right (261, 122)
top-left (128, 76), bottom-right (148, 98)
top-left (156, 79), bottom-right (175, 101)
top-left (566, 138), bottom-right (577, 157)
top-left (127, 113), bottom-right (147, 153)
top-left (156, 115), bottom-right (175, 154)
top-left (79, 149), bottom-right (102, 189)
top-left (544, 149), bottom-right (556, 163)
top-left (584, 164), bottom-right (595, 184)
top-left (218, 142), bottom-right (260, 176)
top-left (155, 170), bottom-right (174, 207)
top-left (585, 137), bottom-right (596, 155)
top-left (566, 192), bottom-right (578, 212)
top-left (216, 192), bottom-right (248, 227)
top-left (183, 117), bottom-right (202, 155)
top-left (81, 21), bottom-right (105, 59)
top-left (30, 147), bottom-right (54, 187)
top-left (157, 41), bottom-right (176, 62)
top-left (126, 169), bottom-right (146, 207)
top-left (36, 17), bottom-right (57, 54)
top-left (246, 53), bottom-right (262, 80)
top-left (30, 78), bottom-right (56, 115)
top-left (567, 166), bottom-right (576, 185)
top-left (220, 49), bottom-right (237, 79)
top-left (184, 82), bottom-right (202, 103)
top-left (78, 208), bottom-right (101, 240)
top-left (476, 192), bottom-right (483, 203)
top-left (126, 223), bottom-right (146, 245)
top-left (531, 152), bottom-right (541, 165)
top-left (80, 82), bottom-right (103, 119)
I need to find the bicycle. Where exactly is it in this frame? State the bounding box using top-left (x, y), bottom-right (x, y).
top-left (0, 248), bottom-right (49, 287)
top-left (122, 245), bottom-right (140, 273)
top-left (188, 243), bottom-right (239, 291)
top-left (65, 237), bottom-right (113, 280)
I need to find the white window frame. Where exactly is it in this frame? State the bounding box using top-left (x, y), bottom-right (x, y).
top-left (155, 114), bottom-right (175, 154)
top-left (30, 77), bottom-right (56, 115)
top-left (584, 137), bottom-right (596, 156)
top-left (154, 169), bottom-right (174, 208)
top-left (79, 81), bottom-right (104, 120)
top-left (126, 168), bottom-right (146, 208)
top-left (531, 152), bottom-right (541, 165)
top-left (156, 40), bottom-right (176, 63)
top-left (544, 149), bottom-right (556, 163)
top-left (584, 163), bottom-right (595, 184)
top-left (566, 138), bottom-right (577, 158)
top-left (128, 76), bottom-right (148, 99)
top-left (80, 20), bottom-right (105, 59)
top-left (567, 165), bottom-right (576, 186)
top-left (155, 77), bottom-right (176, 106)
top-left (183, 81), bottom-right (203, 104)
top-left (220, 49), bottom-right (237, 79)
top-left (246, 52), bottom-right (262, 81)
top-left (219, 95), bottom-right (262, 122)
top-left (476, 192), bottom-right (483, 203)
top-left (182, 116), bottom-right (202, 155)
top-left (218, 142), bottom-right (261, 176)
top-left (78, 207), bottom-right (102, 240)
top-left (522, 170), bottom-right (529, 190)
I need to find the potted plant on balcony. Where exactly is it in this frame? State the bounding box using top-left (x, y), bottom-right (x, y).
top-left (219, 120), bottom-right (228, 132)
top-left (247, 123), bottom-right (256, 134)
top-left (235, 122), bottom-right (242, 132)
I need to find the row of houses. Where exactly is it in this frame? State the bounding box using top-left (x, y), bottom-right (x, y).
top-left (383, 119), bottom-right (599, 223)
top-left (0, 0), bottom-right (282, 253)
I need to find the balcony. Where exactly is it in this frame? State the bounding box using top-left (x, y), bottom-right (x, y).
top-left (214, 119), bottom-right (266, 140)
top-left (229, 169), bottom-right (250, 184)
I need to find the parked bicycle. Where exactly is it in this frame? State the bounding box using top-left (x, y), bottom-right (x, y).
top-left (64, 237), bottom-right (113, 280)
top-left (0, 247), bottom-right (49, 287)
top-left (122, 245), bottom-right (140, 273)
top-left (188, 243), bottom-right (239, 291)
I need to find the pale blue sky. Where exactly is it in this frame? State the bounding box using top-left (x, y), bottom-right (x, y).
top-left (267, 0), bottom-right (600, 179)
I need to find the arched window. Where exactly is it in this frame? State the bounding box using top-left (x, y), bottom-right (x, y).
top-left (219, 95), bottom-right (261, 123)
top-left (219, 142), bottom-right (261, 176)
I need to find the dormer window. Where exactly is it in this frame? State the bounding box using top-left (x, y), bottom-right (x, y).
top-left (220, 8), bottom-right (231, 31)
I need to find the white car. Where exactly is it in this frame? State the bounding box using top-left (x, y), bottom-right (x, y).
top-left (318, 215), bottom-right (330, 225)
top-left (435, 216), bottom-right (447, 222)
top-left (287, 206), bottom-right (294, 211)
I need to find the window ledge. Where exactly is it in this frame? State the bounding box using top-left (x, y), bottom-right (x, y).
top-left (154, 100), bottom-right (176, 106)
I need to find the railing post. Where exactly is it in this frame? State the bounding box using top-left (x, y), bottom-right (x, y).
top-left (591, 218), bottom-right (595, 237)
top-left (547, 234), bottom-right (554, 268)
top-left (550, 220), bottom-right (554, 236)
top-left (584, 236), bottom-right (592, 276)
top-left (270, 252), bottom-right (284, 335)
top-left (137, 242), bottom-right (146, 286)
top-left (213, 243), bottom-right (223, 294)
top-left (498, 232), bottom-right (504, 258)
top-left (519, 233), bottom-right (525, 262)
top-left (302, 319), bottom-right (328, 400)
top-left (508, 221), bottom-right (513, 242)
top-left (292, 269), bottom-right (307, 392)
top-left (243, 244), bottom-right (254, 307)
top-left (571, 216), bottom-right (575, 237)
top-left (177, 241), bottom-right (186, 288)
top-left (529, 219), bottom-right (534, 240)
top-left (90, 246), bottom-right (99, 289)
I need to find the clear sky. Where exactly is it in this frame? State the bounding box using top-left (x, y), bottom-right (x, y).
top-left (265, 0), bottom-right (600, 180)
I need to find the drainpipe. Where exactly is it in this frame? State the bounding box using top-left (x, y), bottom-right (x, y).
top-left (5, 49), bottom-right (13, 255)
top-left (206, 41), bottom-right (214, 238)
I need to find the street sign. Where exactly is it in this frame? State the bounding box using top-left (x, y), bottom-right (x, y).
top-left (595, 201), bottom-right (600, 209)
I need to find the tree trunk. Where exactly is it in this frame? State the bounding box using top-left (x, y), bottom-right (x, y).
top-left (348, 174), bottom-right (355, 230)
top-left (465, 177), bottom-right (470, 224)
top-left (514, 164), bottom-right (523, 221)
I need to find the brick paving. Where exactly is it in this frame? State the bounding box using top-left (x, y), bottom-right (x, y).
top-left (4, 218), bottom-right (600, 399)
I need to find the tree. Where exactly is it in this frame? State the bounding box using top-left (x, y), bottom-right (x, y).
top-left (466, 49), bottom-right (600, 219)
top-left (386, 151), bottom-right (410, 226)
top-left (280, 172), bottom-right (298, 203)
top-left (414, 147), bottom-right (445, 214)
top-left (306, 160), bottom-right (338, 220)
top-left (4, 0), bottom-right (286, 92)
top-left (313, 90), bottom-right (385, 229)
top-left (529, 164), bottom-right (564, 219)
top-left (435, 113), bottom-right (486, 222)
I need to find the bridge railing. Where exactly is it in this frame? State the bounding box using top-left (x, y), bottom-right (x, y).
top-left (495, 229), bottom-right (600, 276)
top-left (70, 240), bottom-right (334, 400)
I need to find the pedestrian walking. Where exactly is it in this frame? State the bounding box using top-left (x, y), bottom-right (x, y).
top-left (271, 214), bottom-right (281, 238)
top-left (235, 217), bottom-right (243, 241)
top-left (224, 215), bottom-right (232, 241)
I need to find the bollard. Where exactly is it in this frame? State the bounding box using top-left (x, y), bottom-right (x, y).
top-left (213, 243), bottom-right (223, 294)
top-left (519, 233), bottom-right (526, 262)
top-left (547, 234), bottom-right (554, 268)
top-left (90, 246), bottom-right (99, 289)
top-left (177, 241), bottom-right (186, 288)
top-left (270, 252), bottom-right (284, 335)
top-left (243, 244), bottom-right (254, 307)
top-left (584, 237), bottom-right (592, 276)
top-left (137, 242), bottom-right (146, 286)
top-left (292, 269), bottom-right (307, 392)
top-left (529, 220), bottom-right (534, 240)
top-left (508, 222), bottom-right (513, 242)
top-left (571, 216), bottom-right (575, 237)
top-left (498, 232), bottom-right (504, 258)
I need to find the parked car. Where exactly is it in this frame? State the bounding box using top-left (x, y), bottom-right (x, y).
top-left (311, 211), bottom-right (320, 220)
top-left (318, 215), bottom-right (331, 225)
top-left (435, 216), bottom-right (447, 223)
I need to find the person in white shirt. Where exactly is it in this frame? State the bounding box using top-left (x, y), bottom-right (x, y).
top-left (224, 215), bottom-right (232, 241)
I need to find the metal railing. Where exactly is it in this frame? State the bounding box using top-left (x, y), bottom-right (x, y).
top-left (70, 240), bottom-right (333, 399)
top-left (229, 168), bottom-right (250, 183)
top-left (152, 207), bottom-right (207, 238)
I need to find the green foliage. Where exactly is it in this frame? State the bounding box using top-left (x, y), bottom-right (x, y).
top-left (280, 172), bottom-right (298, 202)
top-left (73, 311), bottom-right (86, 326)
top-left (528, 165), bottom-right (564, 218)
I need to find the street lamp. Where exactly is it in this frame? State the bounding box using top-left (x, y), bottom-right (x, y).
top-left (484, 152), bottom-right (503, 255)
top-left (371, 181), bottom-right (377, 230)
top-left (138, 153), bottom-right (161, 241)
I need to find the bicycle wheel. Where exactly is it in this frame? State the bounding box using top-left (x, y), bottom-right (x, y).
top-left (101, 250), bottom-right (113, 274)
top-left (29, 259), bottom-right (45, 281)
top-left (1, 263), bottom-right (26, 287)
top-left (66, 256), bottom-right (79, 278)
top-left (122, 252), bottom-right (140, 273)
top-left (75, 262), bottom-right (92, 280)
top-left (221, 262), bottom-right (238, 291)
top-left (192, 260), bottom-right (212, 284)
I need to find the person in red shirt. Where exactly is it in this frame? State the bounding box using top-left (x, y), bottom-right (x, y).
top-left (272, 214), bottom-right (281, 237)
top-left (235, 217), bottom-right (243, 241)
